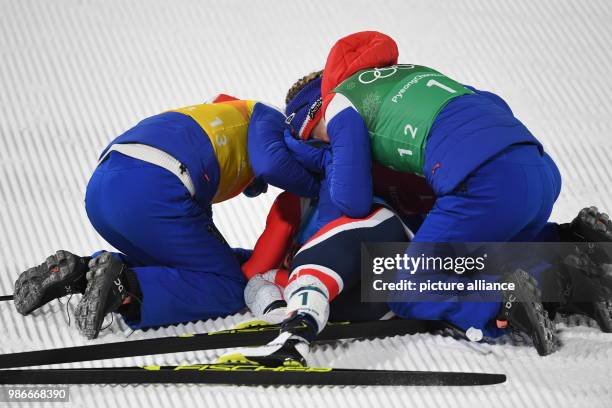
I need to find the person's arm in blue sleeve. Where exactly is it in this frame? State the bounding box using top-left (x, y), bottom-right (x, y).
top-left (464, 85), bottom-right (513, 114)
top-left (324, 95), bottom-right (373, 218)
top-left (248, 103), bottom-right (320, 198)
top-left (284, 131), bottom-right (331, 173)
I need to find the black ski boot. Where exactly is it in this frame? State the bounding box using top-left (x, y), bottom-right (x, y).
top-left (75, 252), bottom-right (140, 340)
top-left (558, 207), bottom-right (612, 273)
top-left (217, 314), bottom-right (316, 367)
top-left (558, 206), bottom-right (612, 244)
top-left (14, 250), bottom-right (91, 315)
top-left (558, 252), bottom-right (612, 332)
top-left (555, 206), bottom-right (612, 332)
top-left (496, 269), bottom-right (556, 356)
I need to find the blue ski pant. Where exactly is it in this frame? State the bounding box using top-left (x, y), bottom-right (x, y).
top-left (389, 144), bottom-right (562, 337)
top-left (85, 152), bottom-right (246, 329)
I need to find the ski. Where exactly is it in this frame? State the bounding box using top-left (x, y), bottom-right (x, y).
top-left (0, 319), bottom-right (438, 369)
top-left (0, 295), bottom-right (13, 302)
top-left (0, 365), bottom-right (506, 386)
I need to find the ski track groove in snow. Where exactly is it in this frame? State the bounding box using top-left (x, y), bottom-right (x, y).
top-left (1, 0), bottom-right (612, 407)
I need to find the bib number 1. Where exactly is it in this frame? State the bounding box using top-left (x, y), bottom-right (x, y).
top-left (426, 79), bottom-right (456, 94)
top-left (398, 148), bottom-right (413, 157)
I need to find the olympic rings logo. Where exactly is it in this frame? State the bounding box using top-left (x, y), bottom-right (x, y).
top-left (358, 65), bottom-right (415, 84)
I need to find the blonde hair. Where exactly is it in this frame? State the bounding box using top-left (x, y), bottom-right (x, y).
top-left (285, 70), bottom-right (323, 105)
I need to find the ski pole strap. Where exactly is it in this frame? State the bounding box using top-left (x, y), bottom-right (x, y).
top-left (98, 143), bottom-right (196, 197)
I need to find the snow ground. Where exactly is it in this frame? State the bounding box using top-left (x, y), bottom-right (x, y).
top-left (0, 0), bottom-right (611, 407)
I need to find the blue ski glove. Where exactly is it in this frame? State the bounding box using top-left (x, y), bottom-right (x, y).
top-left (283, 129), bottom-right (332, 175)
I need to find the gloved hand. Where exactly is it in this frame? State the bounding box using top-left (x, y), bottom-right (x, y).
top-left (231, 248), bottom-right (253, 265)
top-left (243, 176), bottom-right (268, 198)
top-left (243, 269), bottom-right (287, 317)
top-left (248, 103), bottom-right (320, 198)
top-left (283, 129), bottom-right (332, 174)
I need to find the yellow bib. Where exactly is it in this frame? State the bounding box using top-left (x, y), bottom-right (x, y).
top-left (173, 100), bottom-right (257, 203)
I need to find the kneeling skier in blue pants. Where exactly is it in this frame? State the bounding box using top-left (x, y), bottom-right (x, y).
top-left (255, 31), bottom-right (611, 358)
top-left (13, 95), bottom-right (320, 339)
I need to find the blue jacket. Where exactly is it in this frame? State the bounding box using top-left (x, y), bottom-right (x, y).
top-left (424, 86), bottom-right (542, 196)
top-left (318, 86), bottom-right (544, 217)
top-left (100, 103), bottom-right (320, 207)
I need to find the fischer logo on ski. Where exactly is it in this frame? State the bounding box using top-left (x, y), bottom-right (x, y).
top-left (143, 364), bottom-right (333, 373)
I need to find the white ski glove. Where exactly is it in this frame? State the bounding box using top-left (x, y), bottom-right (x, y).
top-left (236, 270), bottom-right (287, 329)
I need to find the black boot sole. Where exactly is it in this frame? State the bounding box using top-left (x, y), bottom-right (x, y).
top-left (75, 253), bottom-right (126, 340)
top-left (571, 207), bottom-right (612, 242)
top-left (14, 250), bottom-right (89, 315)
top-left (528, 300), bottom-right (556, 356)
top-left (561, 247), bottom-right (612, 332)
top-left (593, 300), bottom-right (612, 332)
top-left (560, 300), bottom-right (612, 333)
top-left (503, 270), bottom-right (557, 356)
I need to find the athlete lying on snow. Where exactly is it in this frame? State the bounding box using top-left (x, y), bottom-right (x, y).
top-left (12, 94), bottom-right (320, 339)
top-left (216, 188), bottom-right (612, 365)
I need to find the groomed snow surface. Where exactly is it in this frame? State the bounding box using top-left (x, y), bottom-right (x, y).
top-left (1, 1), bottom-right (611, 407)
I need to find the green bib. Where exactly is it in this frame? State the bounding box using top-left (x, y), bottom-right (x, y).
top-left (333, 64), bottom-right (473, 175)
